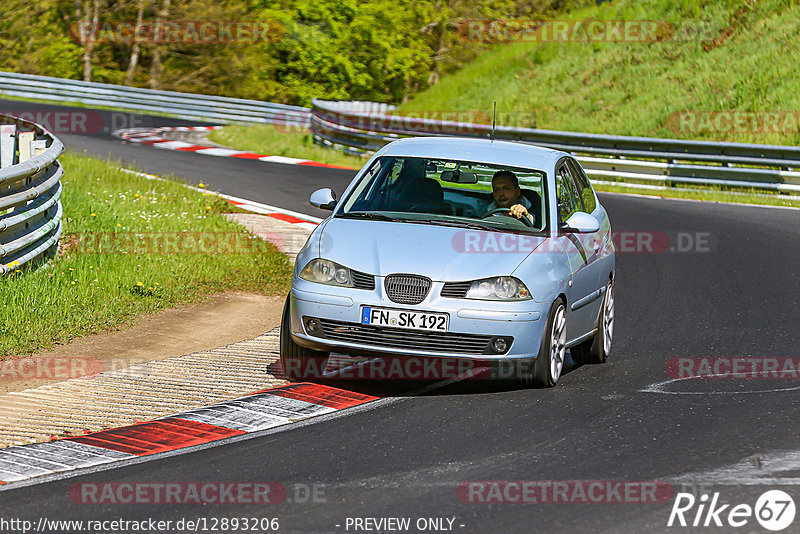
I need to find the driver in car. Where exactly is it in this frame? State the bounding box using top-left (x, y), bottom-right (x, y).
top-left (486, 170), bottom-right (534, 223)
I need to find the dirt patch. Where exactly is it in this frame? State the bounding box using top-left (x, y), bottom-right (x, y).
top-left (0, 291), bottom-right (285, 394)
top-left (703, 6), bottom-right (750, 52)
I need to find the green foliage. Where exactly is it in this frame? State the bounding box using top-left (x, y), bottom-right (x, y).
top-left (0, 0), bottom-right (82, 78)
top-left (0, 0), bottom-right (577, 105)
top-left (253, 0), bottom-right (434, 104)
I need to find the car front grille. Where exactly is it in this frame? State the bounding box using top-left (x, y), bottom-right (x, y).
top-left (441, 281), bottom-right (471, 299)
top-left (384, 274), bottom-right (431, 304)
top-left (351, 270), bottom-right (375, 290)
top-left (313, 318), bottom-right (508, 355)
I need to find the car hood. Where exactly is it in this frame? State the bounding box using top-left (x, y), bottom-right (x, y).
top-left (320, 218), bottom-right (546, 281)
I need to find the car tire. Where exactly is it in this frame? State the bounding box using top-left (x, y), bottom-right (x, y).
top-left (279, 295), bottom-right (330, 380)
top-left (522, 297), bottom-right (567, 388)
top-left (571, 279), bottom-right (614, 365)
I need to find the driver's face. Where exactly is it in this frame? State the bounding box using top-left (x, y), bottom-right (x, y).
top-left (492, 177), bottom-right (521, 208)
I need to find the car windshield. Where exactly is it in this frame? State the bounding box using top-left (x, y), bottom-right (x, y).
top-left (337, 156), bottom-right (548, 233)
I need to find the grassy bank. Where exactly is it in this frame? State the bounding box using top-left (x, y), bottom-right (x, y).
top-left (208, 124), bottom-right (367, 169)
top-left (400, 0), bottom-right (800, 147)
top-left (0, 152), bottom-right (292, 356)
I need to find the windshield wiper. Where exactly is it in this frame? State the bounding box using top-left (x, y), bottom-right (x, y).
top-left (337, 212), bottom-right (405, 222)
top-left (418, 218), bottom-right (546, 235)
top-left (414, 219), bottom-right (502, 231)
top-left (338, 213), bottom-right (522, 233)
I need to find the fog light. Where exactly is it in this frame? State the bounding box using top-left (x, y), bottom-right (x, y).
top-left (306, 318), bottom-right (321, 334)
top-left (492, 337), bottom-right (508, 353)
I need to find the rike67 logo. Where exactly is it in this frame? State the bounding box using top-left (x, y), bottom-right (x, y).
top-left (668, 490), bottom-right (795, 531)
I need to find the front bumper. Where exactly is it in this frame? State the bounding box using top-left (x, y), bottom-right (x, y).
top-left (289, 279), bottom-right (549, 360)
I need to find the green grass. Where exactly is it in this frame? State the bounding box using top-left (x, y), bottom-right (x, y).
top-left (207, 123), bottom-right (368, 169)
top-left (399, 0), bottom-right (800, 147)
top-left (0, 151), bottom-right (293, 357)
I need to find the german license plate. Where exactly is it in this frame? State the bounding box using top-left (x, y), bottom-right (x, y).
top-left (361, 306), bottom-right (449, 332)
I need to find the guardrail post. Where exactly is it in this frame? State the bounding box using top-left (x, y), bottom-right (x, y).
top-left (17, 131), bottom-right (34, 162)
top-left (0, 124), bottom-right (15, 168)
top-left (31, 138), bottom-right (48, 157)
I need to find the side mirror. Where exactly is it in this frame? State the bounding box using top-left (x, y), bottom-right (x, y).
top-left (310, 188), bottom-right (337, 210)
top-left (561, 212), bottom-right (600, 233)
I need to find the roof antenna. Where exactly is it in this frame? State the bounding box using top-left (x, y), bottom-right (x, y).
top-left (490, 101), bottom-right (496, 143)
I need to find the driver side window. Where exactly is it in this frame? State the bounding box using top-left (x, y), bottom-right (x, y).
top-left (555, 164), bottom-right (581, 222)
top-left (341, 157), bottom-right (389, 212)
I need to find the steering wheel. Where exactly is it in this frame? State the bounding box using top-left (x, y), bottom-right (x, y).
top-left (482, 207), bottom-right (535, 228)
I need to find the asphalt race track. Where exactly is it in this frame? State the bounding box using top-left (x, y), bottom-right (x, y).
top-left (2, 99), bottom-right (799, 533)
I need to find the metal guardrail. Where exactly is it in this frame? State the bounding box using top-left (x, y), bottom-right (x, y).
top-left (0, 71), bottom-right (309, 125)
top-left (0, 114), bottom-right (64, 275)
top-left (2, 70), bottom-right (798, 203)
top-left (311, 99), bottom-right (800, 193)
top-left (317, 100), bottom-right (396, 115)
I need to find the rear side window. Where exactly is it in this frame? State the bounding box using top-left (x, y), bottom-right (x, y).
top-left (555, 164), bottom-right (581, 222)
top-left (567, 158), bottom-right (597, 213)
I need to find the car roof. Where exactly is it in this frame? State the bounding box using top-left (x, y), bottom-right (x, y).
top-left (377, 137), bottom-right (568, 170)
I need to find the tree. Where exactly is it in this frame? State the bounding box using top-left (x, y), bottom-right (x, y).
top-left (419, 0), bottom-right (515, 86)
top-left (149, 0), bottom-right (170, 89)
top-left (0, 0), bottom-right (593, 104)
top-left (125, 0), bottom-right (146, 85)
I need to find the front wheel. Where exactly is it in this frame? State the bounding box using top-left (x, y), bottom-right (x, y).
top-left (571, 280), bottom-right (614, 365)
top-left (279, 295), bottom-right (330, 380)
top-left (521, 298), bottom-right (567, 388)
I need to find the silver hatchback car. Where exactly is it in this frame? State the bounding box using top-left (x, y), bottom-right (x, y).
top-left (281, 137), bottom-right (615, 387)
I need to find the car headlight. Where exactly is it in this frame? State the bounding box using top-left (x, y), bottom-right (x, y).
top-left (299, 259), bottom-right (352, 287)
top-left (465, 276), bottom-right (531, 301)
